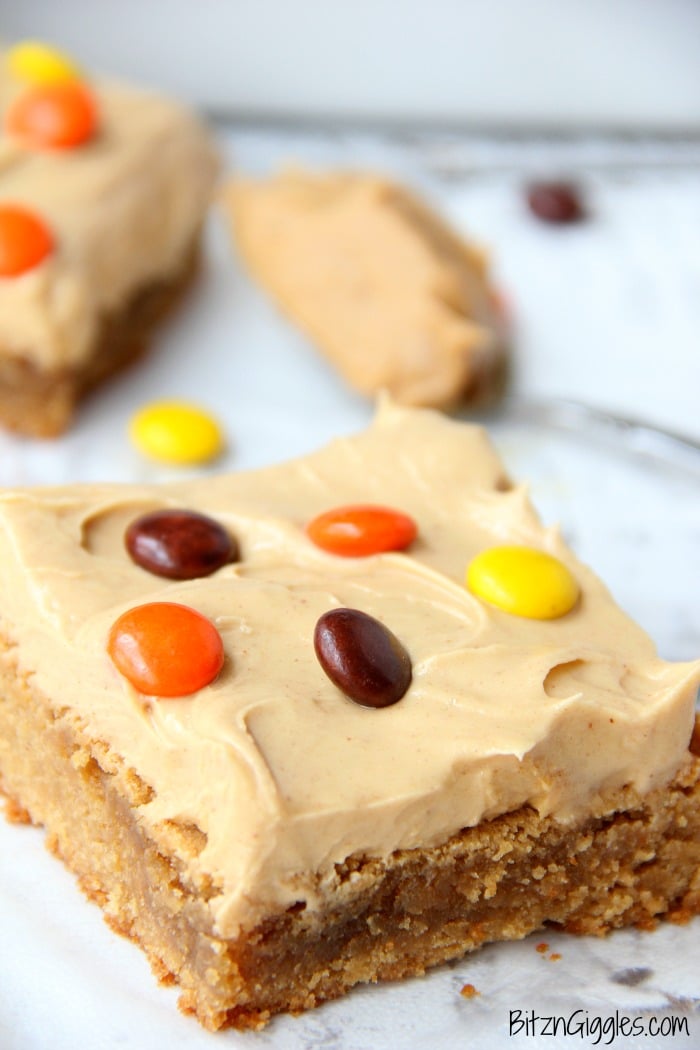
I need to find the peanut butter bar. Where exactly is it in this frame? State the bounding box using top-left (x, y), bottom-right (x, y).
top-left (0, 403), bottom-right (698, 1029)
top-left (0, 48), bottom-right (218, 436)
top-left (224, 169), bottom-right (507, 407)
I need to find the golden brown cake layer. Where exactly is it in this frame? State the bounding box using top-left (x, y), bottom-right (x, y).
top-left (225, 170), bottom-right (507, 407)
top-left (2, 634), bottom-right (698, 1030)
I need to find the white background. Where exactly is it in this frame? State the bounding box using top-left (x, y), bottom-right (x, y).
top-left (3, 0), bottom-right (700, 128)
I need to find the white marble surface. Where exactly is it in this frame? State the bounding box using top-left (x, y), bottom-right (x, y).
top-left (0, 128), bottom-right (699, 1048)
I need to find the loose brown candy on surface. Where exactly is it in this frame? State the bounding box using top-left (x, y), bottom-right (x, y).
top-left (313, 608), bottom-right (412, 709)
top-left (125, 509), bottom-right (238, 580)
top-left (526, 181), bottom-right (586, 224)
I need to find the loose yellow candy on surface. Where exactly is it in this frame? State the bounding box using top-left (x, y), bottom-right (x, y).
top-left (466, 545), bottom-right (579, 620)
top-left (6, 41), bottom-right (81, 86)
top-left (129, 401), bottom-right (224, 466)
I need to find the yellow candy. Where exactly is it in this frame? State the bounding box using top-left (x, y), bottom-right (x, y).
top-left (129, 401), bottom-right (224, 466)
top-left (466, 545), bottom-right (579, 620)
top-left (6, 41), bottom-right (81, 86)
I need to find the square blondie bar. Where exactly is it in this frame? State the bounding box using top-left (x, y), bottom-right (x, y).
top-left (0, 47), bottom-right (218, 436)
top-left (0, 403), bottom-right (698, 1029)
top-left (224, 169), bottom-right (507, 408)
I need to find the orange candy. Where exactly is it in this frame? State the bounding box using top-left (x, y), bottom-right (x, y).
top-left (306, 504), bottom-right (417, 557)
top-left (5, 81), bottom-right (97, 149)
top-left (0, 205), bottom-right (53, 277)
top-left (107, 602), bottom-right (225, 697)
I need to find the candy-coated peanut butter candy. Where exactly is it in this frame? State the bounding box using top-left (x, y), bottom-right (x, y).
top-left (467, 545), bottom-right (579, 620)
top-left (526, 181), bottom-right (585, 224)
top-left (6, 82), bottom-right (98, 149)
top-left (108, 602), bottom-right (225, 697)
top-left (125, 509), bottom-right (238, 580)
top-left (314, 608), bottom-right (412, 708)
top-left (0, 205), bottom-right (54, 277)
top-left (306, 504), bottom-right (417, 557)
top-left (129, 401), bottom-right (224, 466)
top-left (6, 41), bottom-right (81, 86)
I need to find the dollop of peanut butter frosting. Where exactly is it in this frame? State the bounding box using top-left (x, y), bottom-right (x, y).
top-left (0, 65), bottom-right (218, 368)
top-left (0, 403), bottom-right (697, 936)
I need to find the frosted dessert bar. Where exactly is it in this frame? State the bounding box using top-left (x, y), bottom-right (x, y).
top-left (0, 43), bottom-right (218, 436)
top-left (225, 169), bottom-right (507, 408)
top-left (0, 403), bottom-right (698, 1029)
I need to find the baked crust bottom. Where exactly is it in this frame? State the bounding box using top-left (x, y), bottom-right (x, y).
top-left (0, 241), bottom-right (200, 439)
top-left (1, 631), bottom-right (699, 1031)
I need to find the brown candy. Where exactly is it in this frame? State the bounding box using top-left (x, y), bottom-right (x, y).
top-left (526, 181), bottom-right (585, 224)
top-left (314, 608), bottom-right (412, 708)
top-left (690, 717), bottom-right (700, 758)
top-left (125, 509), bottom-right (238, 580)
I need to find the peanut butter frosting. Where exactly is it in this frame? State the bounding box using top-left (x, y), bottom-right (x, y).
top-left (225, 170), bottom-right (505, 407)
top-left (0, 66), bottom-right (218, 369)
top-left (0, 403), bottom-right (697, 937)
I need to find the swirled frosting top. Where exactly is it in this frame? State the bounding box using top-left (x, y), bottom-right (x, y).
top-left (0, 63), bottom-right (217, 368)
top-left (0, 403), bottom-right (697, 936)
